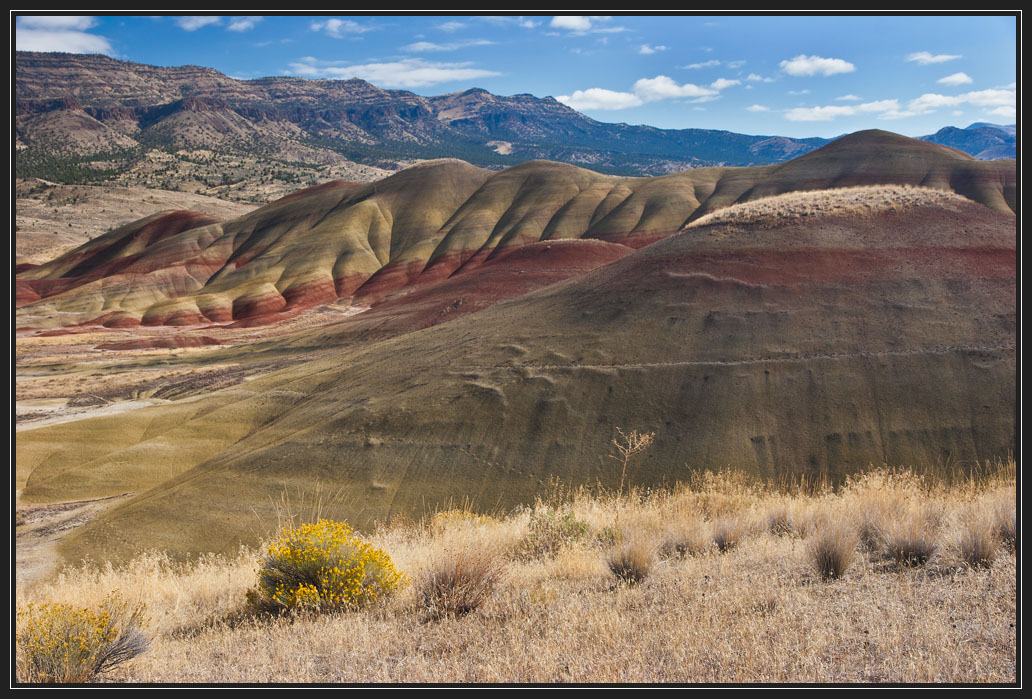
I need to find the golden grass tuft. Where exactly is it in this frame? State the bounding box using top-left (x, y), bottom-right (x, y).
top-left (883, 504), bottom-right (943, 567)
top-left (606, 538), bottom-right (656, 585)
top-left (418, 546), bottom-right (505, 621)
top-left (711, 516), bottom-right (746, 553)
top-left (808, 523), bottom-right (859, 580)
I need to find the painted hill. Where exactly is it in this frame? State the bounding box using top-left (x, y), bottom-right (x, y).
top-left (17, 130), bottom-right (1016, 332)
top-left (16, 180), bottom-right (1015, 565)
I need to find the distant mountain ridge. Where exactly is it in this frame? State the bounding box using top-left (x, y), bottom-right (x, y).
top-left (16, 51), bottom-right (832, 181)
top-left (919, 122), bottom-right (1016, 160)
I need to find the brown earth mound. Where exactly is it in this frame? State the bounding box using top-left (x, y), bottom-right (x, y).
top-left (94, 336), bottom-right (225, 351)
top-left (16, 131), bottom-right (1016, 331)
top-left (16, 185), bottom-right (1015, 564)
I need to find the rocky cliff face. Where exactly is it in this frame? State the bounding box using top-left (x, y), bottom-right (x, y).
top-left (16, 51), bottom-right (833, 180)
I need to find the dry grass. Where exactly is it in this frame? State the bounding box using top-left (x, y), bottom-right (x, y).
top-left (686, 184), bottom-right (967, 230)
top-left (808, 524), bottom-right (859, 580)
top-left (606, 538), bottom-right (655, 584)
top-left (883, 503), bottom-right (944, 567)
top-left (418, 546), bottom-right (505, 621)
top-left (15, 465), bottom-right (1017, 683)
top-left (711, 516), bottom-right (747, 553)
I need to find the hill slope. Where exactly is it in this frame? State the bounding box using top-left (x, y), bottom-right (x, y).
top-left (16, 130), bottom-right (1016, 332)
top-left (16, 183), bottom-right (1015, 564)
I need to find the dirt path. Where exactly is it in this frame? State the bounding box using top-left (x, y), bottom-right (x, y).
top-left (15, 492), bottom-right (136, 587)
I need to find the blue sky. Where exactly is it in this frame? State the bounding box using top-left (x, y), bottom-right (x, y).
top-left (14, 13), bottom-right (1018, 139)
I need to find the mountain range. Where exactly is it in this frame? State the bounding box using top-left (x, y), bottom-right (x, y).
top-left (15, 51), bottom-right (835, 184)
top-left (920, 122), bottom-right (1016, 160)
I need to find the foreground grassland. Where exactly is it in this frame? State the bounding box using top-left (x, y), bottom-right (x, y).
top-left (16, 465), bottom-right (1016, 684)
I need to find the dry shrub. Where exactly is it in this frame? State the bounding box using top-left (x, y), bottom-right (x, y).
top-left (808, 524), bottom-right (859, 580)
top-left (883, 505), bottom-right (942, 566)
top-left (16, 594), bottom-right (148, 683)
top-left (959, 519), bottom-right (999, 570)
top-left (958, 504), bottom-right (1000, 569)
top-left (516, 507), bottom-right (592, 559)
top-left (607, 538), bottom-right (655, 584)
top-left (659, 523), bottom-right (712, 558)
top-left (767, 502), bottom-right (795, 536)
top-left (419, 547), bottom-right (505, 621)
top-left (992, 499), bottom-right (1016, 551)
top-left (711, 516), bottom-right (745, 553)
top-left (426, 508), bottom-right (497, 536)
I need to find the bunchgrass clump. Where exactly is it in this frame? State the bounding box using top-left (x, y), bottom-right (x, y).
top-left (992, 499), bottom-right (1016, 551)
top-left (712, 516), bottom-right (745, 553)
top-left (884, 507), bottom-right (941, 567)
top-left (958, 512), bottom-right (999, 570)
top-left (607, 538), bottom-right (655, 584)
top-left (418, 547), bottom-right (504, 621)
top-left (659, 524), bottom-right (712, 558)
top-left (16, 594), bottom-right (148, 683)
top-left (247, 519), bottom-right (406, 614)
top-left (767, 503), bottom-right (795, 536)
top-left (808, 524), bottom-right (859, 580)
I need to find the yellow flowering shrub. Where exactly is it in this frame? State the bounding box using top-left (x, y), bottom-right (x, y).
top-left (248, 519), bottom-right (406, 613)
top-left (16, 594), bottom-right (148, 683)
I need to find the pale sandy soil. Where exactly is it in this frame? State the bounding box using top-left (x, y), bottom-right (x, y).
top-left (15, 492), bottom-right (137, 586)
top-left (15, 179), bottom-right (257, 264)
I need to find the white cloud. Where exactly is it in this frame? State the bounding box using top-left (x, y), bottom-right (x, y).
top-left (551, 16), bottom-right (592, 32)
top-left (788, 89), bottom-right (811, 96)
top-left (16, 17), bottom-right (113, 54)
top-left (549, 15), bottom-right (622, 34)
top-left (18, 16), bottom-right (97, 30)
top-left (684, 59), bottom-right (720, 69)
top-left (556, 88), bottom-right (643, 110)
top-left (176, 16), bottom-right (222, 31)
top-left (906, 51), bottom-right (961, 65)
top-left (746, 73), bottom-right (774, 83)
top-left (633, 75), bottom-right (718, 101)
top-left (784, 99), bottom-right (903, 121)
top-left (836, 94), bottom-right (862, 101)
top-left (558, 74), bottom-right (725, 111)
top-left (403, 39), bottom-right (494, 52)
top-left (726, 60), bottom-right (746, 69)
top-left (710, 78), bottom-right (740, 91)
top-left (986, 105), bottom-right (1015, 119)
top-left (937, 72), bottom-right (973, 86)
top-left (639, 44), bottom-right (668, 55)
top-left (310, 18), bottom-right (373, 37)
top-left (16, 28), bottom-right (113, 54)
top-left (437, 21), bottom-right (467, 32)
top-left (908, 88), bottom-right (1015, 114)
top-left (780, 54), bottom-right (855, 77)
top-left (227, 16), bottom-right (262, 32)
top-left (483, 16), bottom-right (539, 29)
top-left (287, 57), bottom-right (499, 88)
top-left (746, 104), bottom-right (770, 112)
